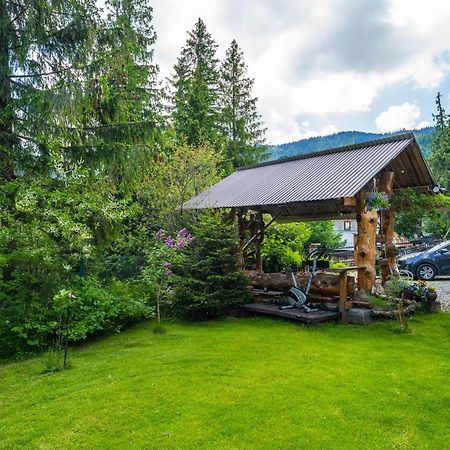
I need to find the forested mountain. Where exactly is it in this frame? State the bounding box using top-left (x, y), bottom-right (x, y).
top-left (268, 127), bottom-right (434, 161)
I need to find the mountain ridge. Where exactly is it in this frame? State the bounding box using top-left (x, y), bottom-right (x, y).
top-left (267, 127), bottom-right (434, 161)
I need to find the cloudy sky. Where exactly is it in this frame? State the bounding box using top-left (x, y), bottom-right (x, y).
top-left (149, 0), bottom-right (450, 144)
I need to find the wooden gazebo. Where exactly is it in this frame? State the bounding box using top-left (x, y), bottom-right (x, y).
top-left (185, 133), bottom-right (435, 293)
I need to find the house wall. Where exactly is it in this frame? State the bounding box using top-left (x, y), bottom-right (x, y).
top-left (333, 219), bottom-right (357, 247)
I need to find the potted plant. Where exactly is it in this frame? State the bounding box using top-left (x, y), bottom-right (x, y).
top-left (404, 280), bottom-right (428, 301)
top-left (366, 192), bottom-right (390, 211)
top-left (426, 286), bottom-right (438, 302)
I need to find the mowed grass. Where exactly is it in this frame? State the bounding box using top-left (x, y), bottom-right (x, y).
top-left (1, 315), bottom-right (449, 450)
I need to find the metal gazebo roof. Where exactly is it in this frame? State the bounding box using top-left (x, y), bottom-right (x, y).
top-left (184, 133), bottom-right (435, 221)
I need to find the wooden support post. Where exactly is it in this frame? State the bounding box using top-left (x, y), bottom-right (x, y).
top-left (356, 191), bottom-right (378, 292)
top-left (225, 208), bottom-right (237, 224)
top-left (339, 271), bottom-right (349, 323)
top-left (237, 209), bottom-right (246, 269)
top-left (254, 211), bottom-right (264, 272)
top-left (379, 171), bottom-right (398, 283)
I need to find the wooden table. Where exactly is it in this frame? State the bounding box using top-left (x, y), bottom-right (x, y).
top-left (325, 267), bottom-right (365, 322)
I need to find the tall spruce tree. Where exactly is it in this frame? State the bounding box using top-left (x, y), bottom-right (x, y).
top-left (0, 0), bottom-right (163, 355)
top-left (0, 0), bottom-right (100, 180)
top-left (429, 92), bottom-right (450, 192)
top-left (0, 0), bottom-right (161, 187)
top-left (220, 39), bottom-right (267, 169)
top-left (71, 0), bottom-right (162, 189)
top-left (432, 92), bottom-right (448, 132)
top-left (170, 18), bottom-right (222, 147)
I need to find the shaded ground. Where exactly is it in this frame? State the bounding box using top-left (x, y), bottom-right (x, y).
top-left (429, 277), bottom-right (450, 311)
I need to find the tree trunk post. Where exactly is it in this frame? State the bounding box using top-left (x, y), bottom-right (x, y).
top-left (356, 191), bottom-right (378, 292)
top-left (379, 172), bottom-right (398, 283)
top-left (255, 211), bottom-right (264, 273)
top-left (237, 208), bottom-right (246, 269)
top-left (339, 271), bottom-right (349, 323)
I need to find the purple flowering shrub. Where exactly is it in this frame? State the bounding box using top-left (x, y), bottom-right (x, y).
top-left (143, 228), bottom-right (194, 319)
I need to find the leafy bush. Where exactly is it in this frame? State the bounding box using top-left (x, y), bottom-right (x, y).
top-left (262, 222), bottom-right (310, 272)
top-left (0, 276), bottom-right (153, 358)
top-left (261, 221), bottom-right (344, 272)
top-left (67, 278), bottom-right (154, 341)
top-left (172, 213), bottom-right (251, 320)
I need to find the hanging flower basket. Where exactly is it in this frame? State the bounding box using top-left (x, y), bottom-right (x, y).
top-left (366, 191), bottom-right (390, 211)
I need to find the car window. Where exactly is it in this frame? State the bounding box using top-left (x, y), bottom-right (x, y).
top-left (427, 242), bottom-right (450, 253)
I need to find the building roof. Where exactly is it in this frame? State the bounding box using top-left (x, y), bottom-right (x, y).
top-left (184, 133), bottom-right (435, 221)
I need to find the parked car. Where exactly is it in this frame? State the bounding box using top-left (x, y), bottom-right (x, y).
top-left (397, 240), bottom-right (450, 280)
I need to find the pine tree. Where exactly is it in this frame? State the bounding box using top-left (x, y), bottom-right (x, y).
top-left (170, 18), bottom-right (222, 147)
top-left (0, 0), bottom-right (161, 187)
top-left (429, 92), bottom-right (450, 192)
top-left (71, 0), bottom-right (162, 189)
top-left (0, 0), bottom-right (100, 180)
top-left (432, 92), bottom-right (449, 132)
top-left (172, 212), bottom-right (251, 320)
top-left (220, 40), bottom-right (267, 170)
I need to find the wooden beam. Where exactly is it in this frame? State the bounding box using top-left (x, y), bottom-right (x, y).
top-left (343, 197), bottom-right (357, 207)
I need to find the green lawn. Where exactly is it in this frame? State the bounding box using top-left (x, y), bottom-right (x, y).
top-left (1, 314), bottom-right (449, 449)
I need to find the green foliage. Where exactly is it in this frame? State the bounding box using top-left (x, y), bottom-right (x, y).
top-left (41, 349), bottom-right (65, 374)
top-left (393, 188), bottom-right (450, 238)
top-left (172, 213), bottom-right (251, 320)
top-left (432, 92), bottom-right (448, 132)
top-left (306, 221), bottom-right (345, 250)
top-left (0, 170), bottom-right (153, 357)
top-left (64, 278), bottom-right (154, 341)
top-left (171, 18), bottom-right (223, 148)
top-left (366, 294), bottom-right (393, 308)
top-left (261, 221), bottom-right (344, 272)
top-left (220, 40), bottom-right (267, 170)
top-left (0, 0), bottom-right (100, 181)
top-left (384, 277), bottom-right (410, 299)
top-left (262, 222), bottom-right (311, 272)
top-left (429, 126), bottom-right (450, 193)
top-left (394, 213), bottom-right (422, 240)
top-left (0, 0), bottom-right (166, 356)
top-left (142, 227), bottom-right (194, 324)
top-left (0, 160), bottom-right (129, 356)
top-left (144, 143), bottom-right (223, 231)
top-left (366, 192), bottom-right (390, 211)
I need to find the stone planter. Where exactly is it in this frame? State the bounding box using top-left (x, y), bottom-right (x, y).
top-left (427, 300), bottom-right (441, 312)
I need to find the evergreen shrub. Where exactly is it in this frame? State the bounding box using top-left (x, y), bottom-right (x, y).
top-left (172, 213), bottom-right (251, 320)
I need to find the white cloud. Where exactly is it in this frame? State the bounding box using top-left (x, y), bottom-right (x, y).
top-left (149, 0), bottom-right (450, 143)
top-left (269, 120), bottom-right (338, 145)
top-left (375, 102), bottom-right (429, 132)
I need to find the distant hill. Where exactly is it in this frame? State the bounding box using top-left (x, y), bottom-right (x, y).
top-left (267, 127), bottom-right (435, 161)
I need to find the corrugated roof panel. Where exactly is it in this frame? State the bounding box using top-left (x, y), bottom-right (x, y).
top-left (184, 134), bottom-right (432, 210)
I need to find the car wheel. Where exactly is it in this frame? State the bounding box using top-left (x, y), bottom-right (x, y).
top-left (416, 264), bottom-right (436, 281)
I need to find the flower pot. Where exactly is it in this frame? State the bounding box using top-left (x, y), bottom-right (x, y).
top-left (426, 291), bottom-right (437, 302)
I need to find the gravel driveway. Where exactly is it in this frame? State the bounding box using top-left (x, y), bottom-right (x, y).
top-left (428, 277), bottom-right (450, 312)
